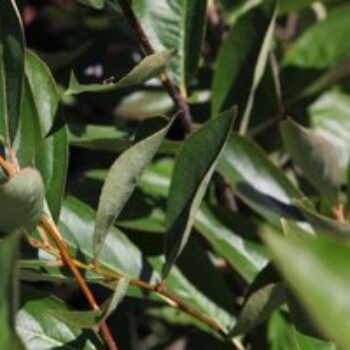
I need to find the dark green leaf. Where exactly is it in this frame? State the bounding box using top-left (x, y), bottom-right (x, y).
top-left (93, 117), bottom-right (172, 256)
top-left (163, 108), bottom-right (236, 278)
top-left (212, 0), bottom-right (276, 133)
top-left (218, 133), bottom-right (304, 226)
top-left (132, 0), bottom-right (208, 92)
top-left (262, 230), bottom-right (350, 349)
top-left (0, 0), bottom-right (24, 146)
top-left (280, 119), bottom-right (342, 204)
top-left (65, 50), bottom-right (175, 95)
top-left (232, 283), bottom-right (286, 336)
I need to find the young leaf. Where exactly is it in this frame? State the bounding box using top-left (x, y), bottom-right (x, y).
top-left (280, 119), bottom-right (342, 204)
top-left (284, 5), bottom-right (350, 69)
top-left (93, 117), bottom-right (172, 257)
top-left (65, 50), bottom-right (175, 95)
top-left (132, 0), bottom-right (208, 92)
top-left (0, 233), bottom-right (24, 350)
top-left (262, 230), bottom-right (350, 350)
top-left (0, 0), bottom-right (25, 146)
top-left (212, 0), bottom-right (276, 133)
top-left (162, 108), bottom-right (236, 278)
top-left (218, 133), bottom-right (305, 227)
top-left (0, 168), bottom-right (44, 235)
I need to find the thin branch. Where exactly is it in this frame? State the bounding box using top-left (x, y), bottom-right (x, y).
top-left (116, 0), bottom-right (193, 134)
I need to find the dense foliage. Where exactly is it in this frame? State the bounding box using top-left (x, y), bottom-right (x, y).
top-left (0, 0), bottom-right (350, 349)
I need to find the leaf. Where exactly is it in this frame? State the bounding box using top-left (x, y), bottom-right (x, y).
top-left (48, 310), bottom-right (102, 329)
top-left (0, 168), bottom-right (44, 235)
top-left (268, 312), bottom-right (336, 350)
top-left (280, 119), bottom-right (342, 204)
top-left (17, 287), bottom-right (102, 350)
top-left (195, 205), bottom-right (268, 283)
top-left (162, 108), bottom-right (236, 278)
top-left (101, 278), bottom-right (129, 322)
top-left (308, 90), bottom-right (350, 176)
top-left (218, 133), bottom-right (305, 227)
top-left (0, 0), bottom-right (25, 146)
top-left (77, 0), bottom-right (105, 9)
top-left (295, 201), bottom-right (350, 238)
top-left (132, 0), bottom-right (208, 92)
top-left (0, 233), bottom-right (24, 350)
top-left (212, 0), bottom-right (276, 134)
top-left (60, 196), bottom-right (158, 282)
top-left (93, 117), bottom-right (172, 256)
top-left (15, 50), bottom-right (68, 221)
top-left (65, 50), bottom-right (175, 95)
top-left (232, 283), bottom-right (286, 336)
top-left (278, 0), bottom-right (325, 13)
top-left (262, 230), bottom-right (350, 350)
top-left (284, 5), bottom-right (350, 69)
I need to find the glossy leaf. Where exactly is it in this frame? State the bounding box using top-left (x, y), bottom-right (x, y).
top-left (163, 108), bottom-right (236, 278)
top-left (17, 288), bottom-right (101, 349)
top-left (284, 5), bottom-right (350, 69)
top-left (0, 233), bottom-right (24, 350)
top-left (93, 117), bottom-right (172, 256)
top-left (280, 119), bottom-right (342, 204)
top-left (15, 50), bottom-right (68, 221)
top-left (60, 196), bottom-right (158, 282)
top-left (0, 168), bottom-right (44, 235)
top-left (0, 0), bottom-right (24, 146)
top-left (212, 0), bottom-right (276, 133)
top-left (65, 50), bottom-right (174, 95)
top-left (309, 90), bottom-right (350, 175)
top-left (218, 133), bottom-right (304, 227)
top-left (263, 230), bottom-right (350, 349)
top-left (132, 0), bottom-right (208, 92)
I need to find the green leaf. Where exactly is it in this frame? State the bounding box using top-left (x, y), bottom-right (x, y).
top-left (278, 0), bottom-right (324, 13)
top-left (65, 50), bottom-right (175, 95)
top-left (48, 310), bottom-right (102, 329)
top-left (280, 119), bottom-right (342, 204)
top-left (16, 50), bottom-right (68, 221)
top-left (132, 0), bottom-right (208, 92)
top-left (284, 5), bottom-right (350, 69)
top-left (163, 108), bottom-right (236, 278)
top-left (0, 168), bottom-right (44, 235)
top-left (77, 0), bottom-right (105, 9)
top-left (232, 283), bottom-right (286, 336)
top-left (308, 90), bottom-right (350, 176)
top-left (218, 134), bottom-right (304, 227)
top-left (60, 196), bottom-right (158, 282)
top-left (17, 288), bottom-right (102, 349)
top-left (268, 312), bottom-right (336, 350)
top-left (212, 0), bottom-right (276, 133)
top-left (0, 233), bottom-right (24, 350)
top-left (195, 205), bottom-right (268, 283)
top-left (262, 230), bottom-right (350, 349)
top-left (93, 117), bottom-right (172, 256)
top-left (0, 0), bottom-right (25, 146)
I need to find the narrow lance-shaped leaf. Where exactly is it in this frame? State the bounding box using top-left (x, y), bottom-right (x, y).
top-left (132, 0), bottom-right (208, 92)
top-left (212, 0), bottom-right (276, 134)
top-left (65, 50), bottom-right (175, 95)
top-left (162, 108), bottom-right (236, 278)
top-left (280, 118), bottom-right (342, 204)
top-left (262, 230), bottom-right (350, 350)
top-left (0, 0), bottom-right (25, 146)
top-left (93, 117), bottom-right (173, 257)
